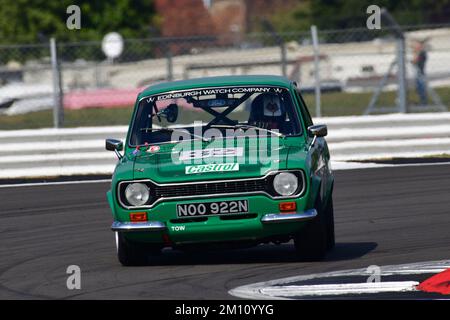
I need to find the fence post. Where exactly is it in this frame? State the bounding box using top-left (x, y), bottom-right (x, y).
top-left (50, 38), bottom-right (64, 128)
top-left (280, 42), bottom-right (287, 77)
top-left (311, 25), bottom-right (321, 117)
top-left (380, 8), bottom-right (408, 113)
top-left (396, 38), bottom-right (407, 113)
top-left (261, 19), bottom-right (287, 77)
top-left (166, 40), bottom-right (173, 81)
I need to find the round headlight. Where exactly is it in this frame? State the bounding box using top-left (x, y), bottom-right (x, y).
top-left (125, 183), bottom-right (150, 206)
top-left (273, 172), bottom-right (298, 196)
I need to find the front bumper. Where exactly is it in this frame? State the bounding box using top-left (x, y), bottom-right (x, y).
top-left (261, 209), bottom-right (317, 223)
top-left (111, 221), bottom-right (166, 232)
top-left (111, 209), bottom-right (316, 233)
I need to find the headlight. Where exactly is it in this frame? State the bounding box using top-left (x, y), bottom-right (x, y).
top-left (125, 183), bottom-right (150, 206)
top-left (273, 172), bottom-right (298, 196)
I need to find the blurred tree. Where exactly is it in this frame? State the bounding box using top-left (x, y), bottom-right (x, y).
top-left (244, 0), bottom-right (298, 32)
top-left (269, 0), bottom-right (312, 33)
top-left (0, 0), bottom-right (157, 44)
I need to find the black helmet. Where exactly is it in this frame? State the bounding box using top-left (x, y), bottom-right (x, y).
top-left (249, 92), bottom-right (286, 126)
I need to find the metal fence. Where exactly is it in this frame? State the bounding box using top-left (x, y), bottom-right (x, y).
top-left (0, 23), bottom-right (449, 129)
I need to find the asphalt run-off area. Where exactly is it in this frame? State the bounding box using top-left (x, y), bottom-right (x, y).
top-left (0, 163), bottom-right (449, 299)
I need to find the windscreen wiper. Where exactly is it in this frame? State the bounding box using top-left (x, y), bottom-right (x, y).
top-left (209, 124), bottom-right (284, 137)
top-left (140, 127), bottom-right (210, 142)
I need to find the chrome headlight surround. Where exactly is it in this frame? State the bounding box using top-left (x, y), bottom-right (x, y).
top-left (272, 172), bottom-right (299, 196)
top-left (124, 182), bottom-right (150, 207)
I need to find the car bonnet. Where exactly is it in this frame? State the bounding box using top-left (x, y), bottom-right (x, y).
top-left (130, 136), bottom-right (291, 183)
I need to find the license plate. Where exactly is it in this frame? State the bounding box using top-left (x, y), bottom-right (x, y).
top-left (177, 200), bottom-right (249, 217)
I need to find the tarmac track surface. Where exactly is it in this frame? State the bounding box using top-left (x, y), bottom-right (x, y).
top-left (0, 164), bottom-right (449, 299)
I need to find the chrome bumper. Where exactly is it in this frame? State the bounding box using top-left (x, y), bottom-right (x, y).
top-left (261, 209), bottom-right (317, 224)
top-left (111, 221), bottom-right (166, 232)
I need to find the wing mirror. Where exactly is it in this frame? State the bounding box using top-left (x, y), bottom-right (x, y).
top-left (307, 124), bottom-right (327, 150)
top-left (106, 139), bottom-right (123, 159)
top-left (308, 124), bottom-right (328, 137)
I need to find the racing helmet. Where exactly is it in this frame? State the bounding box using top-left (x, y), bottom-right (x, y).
top-left (249, 92), bottom-right (286, 129)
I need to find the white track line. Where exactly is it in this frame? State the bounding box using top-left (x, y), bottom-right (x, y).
top-left (260, 282), bottom-right (419, 297)
top-left (329, 124), bottom-right (450, 140)
top-left (0, 179), bottom-right (111, 188)
top-left (332, 150), bottom-right (450, 161)
top-left (329, 137), bottom-right (450, 150)
top-left (331, 161), bottom-right (391, 170)
top-left (0, 126), bottom-right (128, 138)
top-left (229, 260), bottom-right (450, 300)
top-left (0, 164), bottom-right (116, 179)
top-left (315, 112), bottom-right (450, 125)
top-left (332, 161), bottom-right (450, 170)
top-left (1, 140), bottom-right (107, 152)
top-left (0, 152), bottom-right (114, 163)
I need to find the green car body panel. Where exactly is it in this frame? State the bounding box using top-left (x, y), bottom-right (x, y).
top-left (106, 75), bottom-right (334, 248)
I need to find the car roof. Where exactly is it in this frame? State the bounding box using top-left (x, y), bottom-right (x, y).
top-left (138, 75), bottom-right (293, 98)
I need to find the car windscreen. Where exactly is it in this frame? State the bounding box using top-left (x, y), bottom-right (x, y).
top-left (129, 86), bottom-right (302, 146)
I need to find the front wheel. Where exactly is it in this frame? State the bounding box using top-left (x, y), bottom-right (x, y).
top-left (115, 232), bottom-right (161, 266)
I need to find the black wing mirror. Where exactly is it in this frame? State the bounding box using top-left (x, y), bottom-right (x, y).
top-left (106, 139), bottom-right (123, 159)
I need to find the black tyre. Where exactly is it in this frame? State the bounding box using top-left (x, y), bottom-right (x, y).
top-left (294, 198), bottom-right (328, 261)
top-left (116, 232), bottom-right (161, 266)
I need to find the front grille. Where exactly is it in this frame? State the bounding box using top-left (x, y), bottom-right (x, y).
top-left (154, 178), bottom-right (269, 198)
top-left (118, 170), bottom-right (305, 208)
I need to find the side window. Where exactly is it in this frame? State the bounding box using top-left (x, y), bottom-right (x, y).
top-left (294, 90), bottom-right (313, 128)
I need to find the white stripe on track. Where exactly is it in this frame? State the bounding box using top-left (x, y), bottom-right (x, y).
top-left (1, 140), bottom-right (107, 152)
top-left (332, 150), bottom-right (450, 161)
top-left (315, 112), bottom-right (450, 125)
top-left (260, 282), bottom-right (419, 297)
top-left (0, 164), bottom-right (116, 179)
top-left (329, 137), bottom-right (450, 150)
top-left (329, 124), bottom-right (450, 140)
top-left (0, 126), bottom-right (128, 138)
top-left (0, 179), bottom-right (111, 189)
top-left (0, 152), bottom-right (114, 163)
top-left (228, 260), bottom-right (450, 300)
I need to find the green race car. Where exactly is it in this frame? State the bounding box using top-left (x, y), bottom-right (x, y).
top-left (106, 75), bottom-right (335, 266)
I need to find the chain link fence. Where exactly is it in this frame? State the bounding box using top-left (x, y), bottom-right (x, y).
top-left (0, 23), bottom-right (449, 129)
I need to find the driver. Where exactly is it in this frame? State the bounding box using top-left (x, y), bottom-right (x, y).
top-left (248, 92), bottom-right (286, 131)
